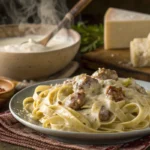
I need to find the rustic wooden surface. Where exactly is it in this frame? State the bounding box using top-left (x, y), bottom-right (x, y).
top-left (1, 64), bottom-right (150, 149)
top-left (82, 47), bottom-right (150, 81)
top-left (1, 56), bottom-right (150, 149)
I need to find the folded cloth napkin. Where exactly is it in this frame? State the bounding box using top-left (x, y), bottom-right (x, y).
top-left (0, 111), bottom-right (150, 150)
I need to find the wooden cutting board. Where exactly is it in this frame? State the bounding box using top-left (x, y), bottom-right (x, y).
top-left (82, 47), bottom-right (150, 81)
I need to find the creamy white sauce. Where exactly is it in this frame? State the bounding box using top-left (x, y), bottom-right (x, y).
top-left (0, 33), bottom-right (75, 53)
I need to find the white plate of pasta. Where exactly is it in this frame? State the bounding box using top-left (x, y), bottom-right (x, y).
top-left (9, 68), bottom-right (150, 144)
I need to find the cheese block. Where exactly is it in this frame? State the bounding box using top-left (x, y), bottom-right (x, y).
top-left (130, 34), bottom-right (150, 67)
top-left (104, 8), bottom-right (150, 50)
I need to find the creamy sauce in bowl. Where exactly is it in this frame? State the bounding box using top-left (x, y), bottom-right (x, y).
top-left (0, 31), bottom-right (75, 53)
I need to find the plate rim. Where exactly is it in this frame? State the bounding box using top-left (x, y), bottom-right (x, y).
top-left (9, 78), bottom-right (150, 137)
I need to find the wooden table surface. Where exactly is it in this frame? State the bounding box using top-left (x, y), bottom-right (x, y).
top-left (82, 47), bottom-right (150, 82)
top-left (1, 65), bottom-right (150, 150)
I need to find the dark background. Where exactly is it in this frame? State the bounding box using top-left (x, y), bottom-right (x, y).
top-left (67, 0), bottom-right (150, 24)
top-left (67, 0), bottom-right (150, 23)
top-left (1, 0), bottom-right (150, 25)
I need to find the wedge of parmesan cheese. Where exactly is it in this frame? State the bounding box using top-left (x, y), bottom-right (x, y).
top-left (130, 34), bottom-right (150, 67)
top-left (104, 8), bottom-right (150, 50)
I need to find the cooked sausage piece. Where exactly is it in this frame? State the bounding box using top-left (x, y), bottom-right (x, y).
top-left (99, 106), bottom-right (111, 121)
top-left (92, 68), bottom-right (118, 80)
top-left (65, 90), bottom-right (86, 110)
top-left (73, 74), bottom-right (100, 94)
top-left (106, 86), bottom-right (124, 102)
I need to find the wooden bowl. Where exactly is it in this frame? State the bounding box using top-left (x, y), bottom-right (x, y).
top-left (0, 24), bottom-right (80, 80)
top-left (0, 77), bottom-right (15, 106)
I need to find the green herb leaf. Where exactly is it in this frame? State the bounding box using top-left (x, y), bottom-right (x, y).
top-left (72, 22), bottom-right (104, 53)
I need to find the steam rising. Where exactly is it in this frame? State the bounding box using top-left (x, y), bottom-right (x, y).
top-left (1, 0), bottom-right (68, 25)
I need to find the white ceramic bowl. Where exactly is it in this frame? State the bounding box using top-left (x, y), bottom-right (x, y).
top-left (0, 25), bottom-right (80, 80)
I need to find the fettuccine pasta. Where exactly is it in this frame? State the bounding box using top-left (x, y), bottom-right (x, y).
top-left (23, 68), bottom-right (150, 133)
